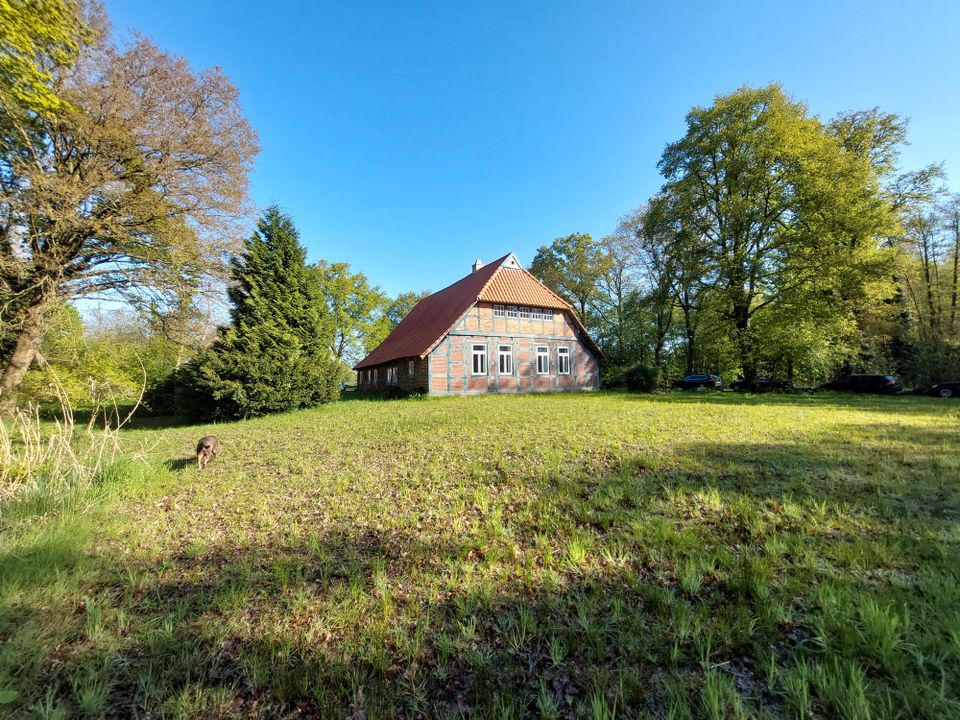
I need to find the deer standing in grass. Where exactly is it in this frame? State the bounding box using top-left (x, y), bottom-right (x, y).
top-left (196, 436), bottom-right (220, 470)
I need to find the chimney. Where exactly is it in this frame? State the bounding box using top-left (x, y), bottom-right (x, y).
top-left (472, 259), bottom-right (484, 272)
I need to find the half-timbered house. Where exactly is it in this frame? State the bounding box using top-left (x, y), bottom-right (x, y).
top-left (354, 253), bottom-right (602, 394)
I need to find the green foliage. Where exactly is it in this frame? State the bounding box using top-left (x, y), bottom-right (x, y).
top-left (186, 207), bottom-right (340, 419)
top-left (18, 305), bottom-right (180, 412)
top-left (382, 290), bottom-right (431, 333)
top-left (653, 84), bottom-right (897, 382)
top-left (0, 0), bottom-right (88, 120)
top-left (897, 336), bottom-right (960, 388)
top-left (313, 260), bottom-right (388, 366)
top-left (890, 179), bottom-right (960, 385)
top-left (604, 361), bottom-right (660, 391)
top-left (623, 362), bottom-right (659, 392)
top-left (531, 233), bottom-right (611, 319)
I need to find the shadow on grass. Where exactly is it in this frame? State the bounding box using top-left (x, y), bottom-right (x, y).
top-left (166, 456), bottom-right (196, 472)
top-left (612, 389), bottom-right (958, 416)
top-left (124, 414), bottom-right (208, 430)
top-left (3, 406), bottom-right (959, 718)
top-left (9, 529), bottom-right (695, 718)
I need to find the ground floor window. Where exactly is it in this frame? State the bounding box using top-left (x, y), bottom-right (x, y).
top-left (472, 344), bottom-right (487, 375)
top-left (558, 346), bottom-right (570, 374)
top-left (373, 368), bottom-right (378, 383)
top-left (498, 344), bottom-right (513, 374)
top-left (387, 367), bottom-right (397, 384)
top-left (536, 345), bottom-right (549, 374)
top-left (408, 360), bottom-right (415, 377)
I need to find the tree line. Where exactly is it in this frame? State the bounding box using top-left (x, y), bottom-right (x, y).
top-left (3, 4), bottom-right (956, 420)
top-left (0, 0), bottom-right (425, 418)
top-left (531, 86), bottom-right (959, 389)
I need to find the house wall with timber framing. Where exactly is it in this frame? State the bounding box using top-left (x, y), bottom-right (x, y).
top-left (426, 302), bottom-right (600, 395)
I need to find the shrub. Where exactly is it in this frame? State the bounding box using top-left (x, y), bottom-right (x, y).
top-left (600, 363), bottom-right (629, 389)
top-left (141, 369), bottom-right (179, 416)
top-left (383, 385), bottom-right (408, 400)
top-left (624, 363), bottom-right (659, 392)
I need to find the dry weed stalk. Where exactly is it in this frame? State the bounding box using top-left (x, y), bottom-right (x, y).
top-left (0, 363), bottom-right (147, 505)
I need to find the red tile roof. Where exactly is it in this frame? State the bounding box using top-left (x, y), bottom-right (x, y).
top-left (477, 266), bottom-right (570, 308)
top-left (355, 253), bottom-right (602, 369)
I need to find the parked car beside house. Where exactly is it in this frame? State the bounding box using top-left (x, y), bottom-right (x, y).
top-left (819, 374), bottom-right (901, 394)
top-left (924, 381), bottom-right (960, 398)
top-left (672, 374), bottom-right (723, 390)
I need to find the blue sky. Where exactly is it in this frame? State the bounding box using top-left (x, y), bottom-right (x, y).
top-left (105, 0), bottom-right (960, 298)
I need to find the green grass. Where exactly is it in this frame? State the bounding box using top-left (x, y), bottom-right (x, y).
top-left (1, 392), bottom-right (959, 718)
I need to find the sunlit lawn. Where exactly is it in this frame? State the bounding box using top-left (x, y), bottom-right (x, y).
top-left (2, 392), bottom-right (959, 718)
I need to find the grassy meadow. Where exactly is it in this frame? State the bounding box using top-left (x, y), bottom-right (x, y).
top-left (1, 391), bottom-right (959, 718)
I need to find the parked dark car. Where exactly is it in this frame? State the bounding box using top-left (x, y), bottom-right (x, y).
top-left (819, 374), bottom-right (902, 394)
top-left (672, 374), bottom-right (723, 390)
top-left (730, 377), bottom-right (794, 393)
top-left (925, 381), bottom-right (960, 398)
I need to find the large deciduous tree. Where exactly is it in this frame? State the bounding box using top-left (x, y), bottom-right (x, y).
top-left (944, 193), bottom-right (960, 334)
top-left (186, 207), bottom-right (339, 419)
top-left (383, 290), bottom-right (430, 332)
top-left (593, 228), bottom-right (639, 361)
top-left (0, 3), bottom-right (258, 412)
top-left (360, 289), bottom-right (431, 361)
top-left (530, 233), bottom-right (611, 321)
top-left (313, 260), bottom-right (388, 367)
top-left (655, 84), bottom-right (895, 383)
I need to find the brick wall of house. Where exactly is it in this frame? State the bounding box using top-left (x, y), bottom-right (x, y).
top-left (427, 303), bottom-right (599, 395)
top-left (356, 356), bottom-right (429, 393)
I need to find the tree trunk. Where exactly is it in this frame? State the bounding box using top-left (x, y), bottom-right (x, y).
top-left (0, 298), bottom-right (50, 414)
top-left (951, 218), bottom-right (959, 333)
top-left (683, 308), bottom-right (695, 374)
top-left (653, 303), bottom-right (670, 379)
top-left (734, 305), bottom-right (755, 385)
top-left (921, 239), bottom-right (939, 334)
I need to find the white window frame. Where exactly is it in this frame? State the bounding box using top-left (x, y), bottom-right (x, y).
top-left (493, 304), bottom-right (505, 318)
top-left (471, 344), bottom-right (487, 375)
top-left (506, 306), bottom-right (519, 318)
top-left (536, 346), bottom-right (550, 375)
top-left (373, 368), bottom-right (378, 383)
top-left (498, 345), bottom-right (513, 375)
top-left (519, 307), bottom-right (530, 319)
top-left (543, 309), bottom-right (553, 321)
top-left (557, 347), bottom-right (571, 375)
top-left (408, 360), bottom-right (415, 377)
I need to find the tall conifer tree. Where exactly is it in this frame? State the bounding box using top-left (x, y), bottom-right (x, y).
top-left (189, 207), bottom-right (339, 418)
